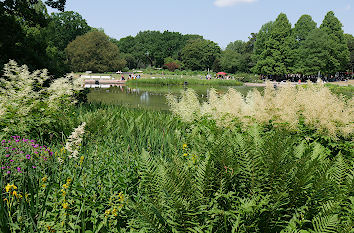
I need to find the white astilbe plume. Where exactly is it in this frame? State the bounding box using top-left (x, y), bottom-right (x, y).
top-left (167, 82), bottom-right (353, 138)
top-left (65, 122), bottom-right (86, 159)
top-left (0, 60), bottom-right (84, 134)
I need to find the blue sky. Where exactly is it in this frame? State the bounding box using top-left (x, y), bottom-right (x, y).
top-left (50, 0), bottom-right (354, 48)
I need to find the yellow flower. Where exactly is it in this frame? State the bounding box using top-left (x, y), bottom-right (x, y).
top-left (118, 192), bottom-right (125, 202)
top-left (105, 209), bottom-right (111, 216)
top-left (66, 177), bottom-right (72, 184)
top-left (5, 184), bottom-right (17, 192)
top-left (182, 144), bottom-right (187, 150)
top-left (42, 184), bottom-right (47, 188)
top-left (80, 156), bottom-right (84, 164)
top-left (42, 176), bottom-right (48, 182)
top-left (12, 191), bottom-right (18, 197)
top-left (61, 189), bottom-right (66, 196)
top-left (62, 202), bottom-right (69, 209)
top-left (62, 184), bottom-right (69, 189)
top-left (183, 153), bottom-right (188, 157)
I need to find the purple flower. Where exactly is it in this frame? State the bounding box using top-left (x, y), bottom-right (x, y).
top-left (1, 167), bottom-right (5, 169)
top-left (17, 167), bottom-right (22, 173)
top-left (50, 151), bottom-right (53, 156)
top-left (7, 171), bottom-right (10, 174)
top-left (26, 154), bottom-right (31, 159)
top-left (15, 139), bottom-right (20, 143)
top-left (23, 139), bottom-right (28, 142)
top-left (34, 151), bottom-right (38, 154)
top-left (10, 160), bottom-right (14, 162)
top-left (30, 140), bottom-right (36, 143)
top-left (5, 154), bottom-right (10, 158)
top-left (32, 166), bottom-right (36, 169)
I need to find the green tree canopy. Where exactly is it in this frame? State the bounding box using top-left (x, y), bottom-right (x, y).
top-left (0, 0), bottom-right (66, 73)
top-left (253, 13), bottom-right (294, 75)
top-left (65, 31), bottom-right (126, 73)
top-left (45, 11), bottom-right (91, 51)
top-left (293, 14), bottom-right (317, 46)
top-left (252, 21), bottom-right (273, 63)
top-left (344, 34), bottom-right (354, 71)
top-left (181, 39), bottom-right (221, 71)
top-left (320, 11), bottom-right (350, 73)
top-left (296, 28), bottom-right (330, 75)
top-left (115, 31), bottom-right (205, 68)
top-left (221, 40), bottom-right (252, 73)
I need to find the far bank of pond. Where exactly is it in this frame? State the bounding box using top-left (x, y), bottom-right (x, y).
top-left (87, 84), bottom-right (263, 111)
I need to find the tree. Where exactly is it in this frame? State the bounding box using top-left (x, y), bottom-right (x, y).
top-left (344, 34), bottom-right (354, 72)
top-left (163, 57), bottom-right (181, 71)
top-left (253, 13), bottom-right (294, 76)
top-left (181, 39), bottom-right (221, 71)
top-left (296, 29), bottom-right (330, 75)
top-left (45, 11), bottom-right (91, 51)
top-left (252, 21), bottom-right (273, 66)
top-left (65, 31), bottom-right (126, 73)
top-left (221, 40), bottom-right (251, 73)
top-left (0, 0), bottom-right (66, 73)
top-left (293, 15), bottom-right (317, 46)
top-left (115, 31), bottom-right (206, 69)
top-left (320, 11), bottom-right (350, 74)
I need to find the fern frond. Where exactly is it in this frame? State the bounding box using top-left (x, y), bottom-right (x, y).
top-left (312, 214), bottom-right (338, 233)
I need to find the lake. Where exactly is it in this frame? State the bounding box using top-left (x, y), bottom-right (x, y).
top-left (87, 84), bottom-right (263, 111)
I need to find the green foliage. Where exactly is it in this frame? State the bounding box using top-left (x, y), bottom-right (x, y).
top-left (181, 39), bottom-right (221, 71)
top-left (0, 0), bottom-right (67, 75)
top-left (126, 77), bottom-right (243, 86)
top-left (293, 15), bottom-right (317, 46)
top-left (115, 31), bottom-right (201, 68)
top-left (319, 11), bottom-right (350, 74)
top-left (295, 29), bottom-right (330, 75)
top-left (45, 11), bottom-right (90, 51)
top-left (65, 31), bottom-right (126, 73)
top-left (131, 120), bottom-right (354, 232)
top-left (221, 40), bottom-right (253, 73)
top-left (0, 61), bottom-right (82, 139)
top-left (344, 34), bottom-right (354, 70)
top-left (253, 13), bottom-right (294, 75)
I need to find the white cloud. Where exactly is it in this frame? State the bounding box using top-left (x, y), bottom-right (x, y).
top-left (214, 0), bottom-right (256, 7)
top-left (345, 4), bottom-right (351, 11)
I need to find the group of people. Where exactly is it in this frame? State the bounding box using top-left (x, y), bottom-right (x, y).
top-left (121, 73), bottom-right (141, 81)
top-left (260, 73), bottom-right (353, 82)
top-left (204, 74), bottom-right (235, 80)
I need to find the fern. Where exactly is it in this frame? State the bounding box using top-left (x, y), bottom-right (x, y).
top-left (312, 214), bottom-right (339, 233)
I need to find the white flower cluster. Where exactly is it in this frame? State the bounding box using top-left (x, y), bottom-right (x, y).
top-left (0, 60), bottom-right (84, 133)
top-left (65, 122), bottom-right (86, 159)
top-left (167, 82), bottom-right (353, 138)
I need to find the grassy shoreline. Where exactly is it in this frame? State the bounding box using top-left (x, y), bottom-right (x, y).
top-left (126, 77), bottom-right (243, 86)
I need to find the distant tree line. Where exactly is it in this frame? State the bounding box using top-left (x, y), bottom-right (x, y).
top-left (1, 1), bottom-right (353, 77)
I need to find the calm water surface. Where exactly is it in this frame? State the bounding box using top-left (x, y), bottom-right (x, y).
top-left (87, 84), bottom-right (263, 111)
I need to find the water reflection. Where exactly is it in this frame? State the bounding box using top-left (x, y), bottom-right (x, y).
top-left (87, 84), bottom-right (262, 111)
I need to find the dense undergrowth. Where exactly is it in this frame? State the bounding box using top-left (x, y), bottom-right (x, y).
top-left (0, 62), bottom-right (353, 232)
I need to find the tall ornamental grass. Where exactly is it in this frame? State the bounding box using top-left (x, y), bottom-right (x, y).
top-left (167, 82), bottom-right (353, 138)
